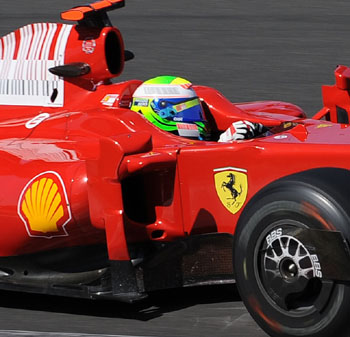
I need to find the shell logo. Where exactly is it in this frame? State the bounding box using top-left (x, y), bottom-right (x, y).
top-left (18, 171), bottom-right (71, 238)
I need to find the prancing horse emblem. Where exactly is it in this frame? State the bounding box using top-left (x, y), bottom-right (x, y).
top-left (221, 173), bottom-right (242, 202)
top-left (214, 168), bottom-right (248, 214)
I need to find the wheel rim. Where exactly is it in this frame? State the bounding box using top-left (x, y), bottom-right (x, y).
top-left (254, 220), bottom-right (334, 316)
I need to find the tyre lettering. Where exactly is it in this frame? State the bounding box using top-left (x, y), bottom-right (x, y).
top-left (311, 254), bottom-right (323, 278)
top-left (266, 228), bottom-right (282, 246)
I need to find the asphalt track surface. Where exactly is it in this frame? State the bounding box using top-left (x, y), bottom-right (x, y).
top-left (0, 1), bottom-right (349, 336)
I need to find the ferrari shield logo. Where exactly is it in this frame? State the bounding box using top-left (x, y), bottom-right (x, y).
top-left (214, 168), bottom-right (248, 214)
top-left (18, 171), bottom-right (71, 238)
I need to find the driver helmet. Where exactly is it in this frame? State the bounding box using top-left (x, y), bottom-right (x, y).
top-left (130, 76), bottom-right (209, 139)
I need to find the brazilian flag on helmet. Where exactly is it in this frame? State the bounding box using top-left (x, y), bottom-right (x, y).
top-left (131, 76), bottom-right (209, 139)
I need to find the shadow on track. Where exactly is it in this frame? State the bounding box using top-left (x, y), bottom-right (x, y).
top-left (0, 284), bottom-right (241, 321)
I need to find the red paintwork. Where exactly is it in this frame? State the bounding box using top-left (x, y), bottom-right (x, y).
top-left (314, 65), bottom-right (350, 122)
top-left (0, 0), bottom-right (349, 264)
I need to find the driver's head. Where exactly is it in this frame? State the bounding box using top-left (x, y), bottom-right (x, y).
top-left (130, 76), bottom-right (209, 139)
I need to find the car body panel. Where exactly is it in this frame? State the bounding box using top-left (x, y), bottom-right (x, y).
top-left (0, 1), bottom-right (348, 312)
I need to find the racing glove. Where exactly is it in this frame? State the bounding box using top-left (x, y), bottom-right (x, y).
top-left (218, 120), bottom-right (265, 142)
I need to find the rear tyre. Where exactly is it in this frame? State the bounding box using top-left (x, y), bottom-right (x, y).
top-left (234, 170), bottom-right (350, 337)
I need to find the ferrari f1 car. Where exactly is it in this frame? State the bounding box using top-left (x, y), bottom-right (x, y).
top-left (1, 1), bottom-right (350, 337)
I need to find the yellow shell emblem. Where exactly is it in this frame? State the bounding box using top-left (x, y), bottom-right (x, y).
top-left (214, 168), bottom-right (248, 214)
top-left (18, 171), bottom-right (71, 238)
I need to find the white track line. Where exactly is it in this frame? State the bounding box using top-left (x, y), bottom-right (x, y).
top-left (0, 331), bottom-right (154, 337)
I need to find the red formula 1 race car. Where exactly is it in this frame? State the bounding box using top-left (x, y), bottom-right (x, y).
top-left (1, 1), bottom-right (350, 337)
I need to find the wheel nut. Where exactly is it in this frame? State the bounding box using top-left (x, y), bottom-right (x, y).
top-left (288, 263), bottom-right (297, 277)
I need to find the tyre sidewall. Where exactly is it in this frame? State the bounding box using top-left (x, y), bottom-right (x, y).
top-left (234, 182), bottom-right (350, 337)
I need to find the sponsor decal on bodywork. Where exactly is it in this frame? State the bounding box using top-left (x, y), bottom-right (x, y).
top-left (0, 23), bottom-right (72, 107)
top-left (82, 38), bottom-right (96, 54)
top-left (214, 167), bottom-right (248, 214)
top-left (18, 171), bottom-right (71, 238)
top-left (25, 112), bottom-right (50, 129)
top-left (316, 123), bottom-right (333, 129)
top-left (274, 135), bottom-right (288, 140)
top-left (101, 94), bottom-right (119, 106)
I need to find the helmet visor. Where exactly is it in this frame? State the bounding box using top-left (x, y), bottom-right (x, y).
top-left (151, 97), bottom-right (205, 123)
